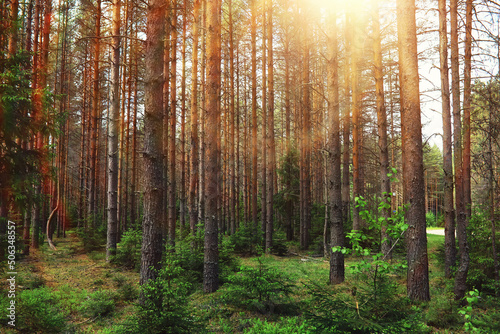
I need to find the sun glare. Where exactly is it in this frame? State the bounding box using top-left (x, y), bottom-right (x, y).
top-left (308, 0), bottom-right (369, 13)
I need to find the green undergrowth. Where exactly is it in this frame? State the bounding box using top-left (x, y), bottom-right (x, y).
top-left (6, 227), bottom-right (500, 333)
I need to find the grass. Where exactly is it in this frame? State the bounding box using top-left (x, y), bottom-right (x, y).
top-left (14, 227), bottom-right (495, 333)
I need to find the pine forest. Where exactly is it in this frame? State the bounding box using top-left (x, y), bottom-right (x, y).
top-left (1, 0), bottom-right (500, 332)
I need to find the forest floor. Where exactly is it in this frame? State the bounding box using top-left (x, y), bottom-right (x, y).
top-left (8, 229), bottom-right (488, 333)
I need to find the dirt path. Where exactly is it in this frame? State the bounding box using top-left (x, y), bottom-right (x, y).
top-left (426, 228), bottom-right (445, 236)
top-left (25, 231), bottom-right (119, 291)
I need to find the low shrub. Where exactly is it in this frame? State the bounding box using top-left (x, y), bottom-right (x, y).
top-left (115, 257), bottom-right (202, 334)
top-left (242, 317), bottom-right (316, 334)
top-left (228, 220), bottom-right (263, 255)
top-left (222, 257), bottom-right (295, 314)
top-left (79, 290), bottom-right (116, 319)
top-left (16, 287), bottom-right (68, 333)
top-left (115, 229), bottom-right (142, 271)
top-left (76, 225), bottom-right (106, 252)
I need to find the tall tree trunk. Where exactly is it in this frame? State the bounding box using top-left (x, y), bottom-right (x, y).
top-left (439, 0), bottom-right (455, 279)
top-left (451, 0), bottom-right (469, 302)
top-left (88, 0), bottom-right (101, 226)
top-left (163, 3), bottom-right (171, 242)
top-left (251, 0), bottom-right (258, 227)
top-left (106, 0), bottom-right (121, 262)
top-left (140, 0), bottom-right (165, 286)
top-left (373, 0), bottom-right (391, 258)
top-left (328, 8), bottom-right (344, 285)
top-left (342, 13), bottom-right (351, 226)
top-left (168, 3), bottom-right (177, 248)
top-left (261, 1), bottom-right (267, 245)
top-left (396, 0), bottom-right (430, 301)
top-left (189, 0), bottom-right (201, 235)
top-left (180, 0), bottom-right (187, 233)
top-left (463, 0), bottom-right (472, 220)
top-left (203, 0), bottom-right (221, 293)
top-left (265, 0), bottom-right (275, 253)
top-left (351, 9), bottom-right (362, 232)
top-left (229, 0), bottom-right (236, 235)
top-left (300, 2), bottom-right (311, 250)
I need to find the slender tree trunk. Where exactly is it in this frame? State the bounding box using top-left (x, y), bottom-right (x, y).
top-left (203, 0), bottom-right (221, 293)
top-left (140, 0), bottom-right (165, 286)
top-left (489, 114), bottom-right (499, 292)
top-left (463, 0), bottom-right (472, 220)
top-left (373, 0), bottom-right (391, 258)
top-left (265, 0), bottom-right (275, 253)
top-left (342, 13), bottom-right (351, 226)
top-left (180, 0), bottom-right (187, 233)
top-left (251, 0), bottom-right (258, 227)
top-left (163, 3), bottom-right (171, 241)
top-left (351, 9), bottom-right (362, 232)
top-left (106, 0), bottom-right (121, 262)
top-left (300, 2), bottom-right (311, 250)
top-left (88, 0), bottom-right (101, 226)
top-left (328, 8), bottom-right (344, 284)
top-left (439, 0), bottom-right (455, 278)
top-left (451, 0), bottom-right (469, 302)
top-left (168, 3), bottom-right (177, 248)
top-left (229, 0), bottom-right (236, 235)
top-left (189, 0), bottom-right (201, 235)
top-left (261, 1), bottom-right (267, 245)
top-left (396, 0), bottom-right (430, 301)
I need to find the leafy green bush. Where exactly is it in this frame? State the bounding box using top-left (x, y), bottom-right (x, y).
top-left (132, 257), bottom-right (200, 333)
top-left (425, 290), bottom-right (461, 329)
top-left (309, 196), bottom-right (428, 333)
top-left (173, 228), bottom-right (239, 285)
top-left (306, 282), bottom-right (428, 333)
top-left (16, 287), bottom-right (68, 333)
top-left (223, 257), bottom-right (295, 314)
top-left (79, 290), bottom-right (116, 319)
top-left (467, 209), bottom-right (500, 295)
top-left (242, 317), bottom-right (316, 334)
top-left (426, 211), bottom-right (436, 227)
top-left (115, 229), bottom-right (142, 271)
top-left (76, 225), bottom-right (106, 252)
top-left (228, 220), bottom-right (263, 255)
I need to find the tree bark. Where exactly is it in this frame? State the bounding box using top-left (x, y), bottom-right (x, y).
top-left (265, 0), bottom-right (275, 253)
top-left (328, 8), bottom-right (344, 285)
top-left (168, 3), bottom-right (177, 248)
top-left (439, 0), bottom-right (455, 279)
top-left (451, 0), bottom-right (469, 302)
top-left (88, 0), bottom-right (101, 226)
top-left (251, 0), bottom-right (258, 227)
top-left (203, 0), bottom-right (221, 293)
top-left (396, 0), bottom-right (430, 301)
top-left (140, 0), bottom-right (165, 286)
top-left (373, 0), bottom-right (391, 258)
top-left (189, 0), bottom-right (201, 236)
top-left (106, 0), bottom-right (121, 262)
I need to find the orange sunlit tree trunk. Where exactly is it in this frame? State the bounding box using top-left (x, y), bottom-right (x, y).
top-left (396, 0), bottom-right (430, 301)
top-left (327, 7), bottom-right (344, 285)
top-left (203, 0), bottom-right (221, 294)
